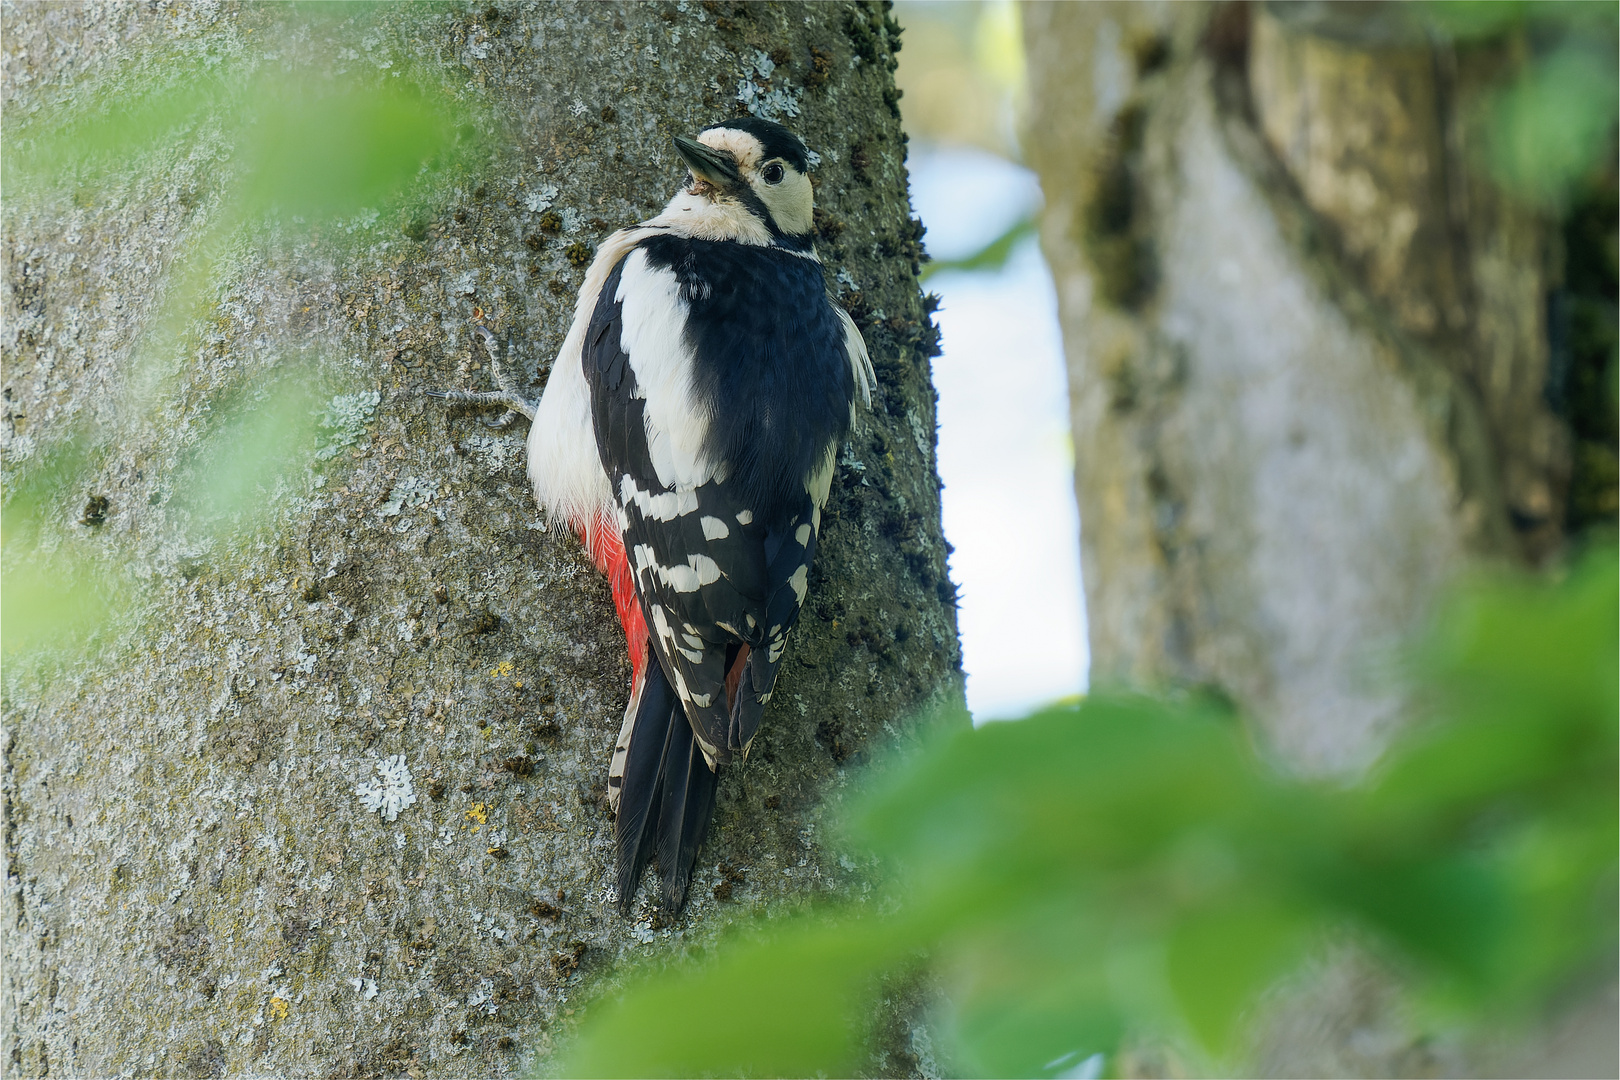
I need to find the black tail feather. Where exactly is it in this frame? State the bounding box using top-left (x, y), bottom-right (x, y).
top-left (656, 719), bottom-right (720, 911)
top-left (615, 661), bottom-right (677, 915)
top-left (614, 658), bottom-right (722, 915)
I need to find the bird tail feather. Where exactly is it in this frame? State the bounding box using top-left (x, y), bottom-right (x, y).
top-left (655, 712), bottom-right (720, 911)
top-left (614, 658), bottom-right (720, 915)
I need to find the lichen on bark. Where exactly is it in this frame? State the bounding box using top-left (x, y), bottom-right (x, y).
top-left (1, 3), bottom-right (961, 1076)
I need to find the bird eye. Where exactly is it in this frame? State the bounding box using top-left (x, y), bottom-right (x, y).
top-left (762, 163), bottom-right (786, 185)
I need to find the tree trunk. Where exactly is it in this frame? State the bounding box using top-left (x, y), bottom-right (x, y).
top-left (1, 3), bottom-right (959, 1076)
top-left (1024, 1), bottom-right (1611, 1074)
top-left (1024, 0), bottom-right (1571, 773)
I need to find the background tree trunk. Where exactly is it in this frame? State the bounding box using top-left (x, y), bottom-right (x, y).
top-left (1, 3), bottom-right (959, 1076)
top-left (1024, 0), bottom-right (1582, 773)
top-left (1024, 1), bottom-right (1614, 1074)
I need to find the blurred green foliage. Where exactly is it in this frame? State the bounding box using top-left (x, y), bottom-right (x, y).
top-left (1, 7), bottom-right (477, 658)
top-left (1420, 1), bottom-right (1618, 209)
top-left (0, 426), bottom-right (123, 656)
top-left (3, 9), bottom-right (468, 221)
top-left (920, 213), bottom-right (1036, 281)
top-left (170, 376), bottom-right (327, 532)
top-left (563, 550), bottom-right (1618, 1077)
top-left (1486, 40), bottom-right (1617, 208)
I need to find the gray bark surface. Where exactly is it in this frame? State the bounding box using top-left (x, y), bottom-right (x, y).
top-left (1, 3), bottom-right (960, 1076)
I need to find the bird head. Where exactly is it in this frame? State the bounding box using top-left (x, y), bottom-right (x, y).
top-left (671, 117), bottom-right (814, 242)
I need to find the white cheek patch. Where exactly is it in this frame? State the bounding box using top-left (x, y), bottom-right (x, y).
top-left (701, 516), bottom-right (730, 540)
top-left (654, 188), bottom-right (774, 246)
top-left (752, 170), bottom-right (813, 237)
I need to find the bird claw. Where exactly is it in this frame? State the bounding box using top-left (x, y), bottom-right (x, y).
top-left (425, 324), bottom-right (538, 421)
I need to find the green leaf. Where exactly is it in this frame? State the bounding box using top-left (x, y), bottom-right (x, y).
top-left (172, 375), bottom-right (325, 539)
top-left (2, 66), bottom-right (235, 193)
top-left (1487, 42), bottom-right (1619, 207)
top-left (0, 556), bottom-right (125, 657)
top-left (1166, 893), bottom-right (1315, 1055)
top-left (942, 907), bottom-right (1124, 1077)
top-left (562, 915), bottom-right (915, 1078)
top-left (237, 74), bottom-right (460, 222)
top-left (0, 429), bottom-right (127, 656)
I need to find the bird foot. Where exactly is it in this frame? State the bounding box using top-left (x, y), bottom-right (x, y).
top-left (425, 325), bottom-right (537, 424)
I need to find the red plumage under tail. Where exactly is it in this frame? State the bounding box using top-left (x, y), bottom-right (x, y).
top-left (579, 516), bottom-right (649, 693)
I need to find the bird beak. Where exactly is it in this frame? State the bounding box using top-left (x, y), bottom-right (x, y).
top-left (673, 134), bottom-right (741, 190)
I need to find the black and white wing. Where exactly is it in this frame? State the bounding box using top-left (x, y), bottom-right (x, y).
top-left (584, 251), bottom-right (818, 766)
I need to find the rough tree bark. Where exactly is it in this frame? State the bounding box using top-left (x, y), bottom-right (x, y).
top-left (1, 3), bottom-right (959, 1076)
top-left (1024, 2), bottom-right (1614, 1075)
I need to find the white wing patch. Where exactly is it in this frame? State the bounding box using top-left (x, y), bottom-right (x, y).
top-left (650, 604), bottom-right (704, 664)
top-left (701, 515), bottom-right (731, 540)
top-left (787, 564), bottom-right (809, 604)
top-left (686, 553), bottom-right (724, 586)
top-left (617, 249), bottom-right (720, 491)
top-left (619, 473), bottom-right (699, 522)
top-left (637, 549), bottom-right (724, 595)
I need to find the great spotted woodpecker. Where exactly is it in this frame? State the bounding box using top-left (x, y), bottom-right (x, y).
top-left (432, 117), bottom-right (874, 913)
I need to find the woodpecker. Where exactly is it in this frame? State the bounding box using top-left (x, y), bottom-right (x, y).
top-left (432, 117), bottom-right (874, 914)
